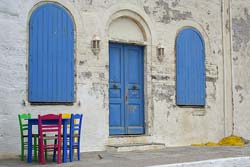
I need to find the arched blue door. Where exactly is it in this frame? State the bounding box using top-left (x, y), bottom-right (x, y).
top-left (29, 3), bottom-right (74, 102)
top-left (176, 28), bottom-right (205, 106)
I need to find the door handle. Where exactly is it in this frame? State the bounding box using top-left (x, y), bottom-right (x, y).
top-left (113, 84), bottom-right (118, 89)
top-left (125, 88), bottom-right (128, 104)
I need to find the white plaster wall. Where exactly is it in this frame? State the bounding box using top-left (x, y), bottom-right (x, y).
top-left (0, 0), bottom-right (109, 155)
top-left (143, 0), bottom-right (224, 146)
top-left (231, 0), bottom-right (250, 138)
top-left (0, 0), bottom-right (226, 156)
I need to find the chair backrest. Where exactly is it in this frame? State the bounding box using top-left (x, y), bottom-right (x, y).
top-left (62, 113), bottom-right (72, 129)
top-left (62, 113), bottom-right (71, 119)
top-left (18, 113), bottom-right (31, 138)
top-left (38, 114), bottom-right (62, 138)
top-left (70, 114), bottom-right (83, 138)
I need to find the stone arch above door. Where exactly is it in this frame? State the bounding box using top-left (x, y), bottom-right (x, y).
top-left (108, 17), bottom-right (145, 44)
top-left (104, 4), bottom-right (156, 45)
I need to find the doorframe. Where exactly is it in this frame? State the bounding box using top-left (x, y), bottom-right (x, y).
top-left (107, 39), bottom-right (151, 136)
top-left (104, 6), bottom-right (156, 138)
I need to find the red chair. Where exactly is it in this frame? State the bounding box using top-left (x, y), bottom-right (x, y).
top-left (38, 114), bottom-right (62, 165)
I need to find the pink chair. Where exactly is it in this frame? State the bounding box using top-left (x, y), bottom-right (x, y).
top-left (38, 114), bottom-right (62, 165)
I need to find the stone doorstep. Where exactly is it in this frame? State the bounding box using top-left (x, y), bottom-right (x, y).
top-left (0, 154), bottom-right (19, 160)
top-left (106, 143), bottom-right (166, 152)
top-left (108, 135), bottom-right (153, 146)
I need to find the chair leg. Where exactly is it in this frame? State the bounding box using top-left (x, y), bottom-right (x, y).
top-left (70, 148), bottom-right (73, 162)
top-left (40, 147), bottom-right (45, 165)
top-left (77, 145), bottom-right (80, 160)
top-left (38, 148), bottom-right (41, 163)
top-left (53, 139), bottom-right (57, 162)
top-left (21, 143), bottom-right (24, 161)
top-left (70, 138), bottom-right (73, 162)
top-left (38, 138), bottom-right (42, 163)
top-left (33, 136), bottom-right (37, 161)
top-left (57, 147), bottom-right (61, 164)
top-left (57, 137), bottom-right (61, 164)
top-left (40, 137), bottom-right (45, 165)
top-left (44, 139), bottom-right (48, 160)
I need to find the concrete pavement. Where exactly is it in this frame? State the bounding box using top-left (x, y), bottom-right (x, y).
top-left (1, 146), bottom-right (250, 167)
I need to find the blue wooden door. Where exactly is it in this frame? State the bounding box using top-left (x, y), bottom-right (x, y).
top-left (176, 28), bottom-right (205, 106)
top-left (109, 43), bottom-right (144, 135)
top-left (29, 3), bottom-right (74, 102)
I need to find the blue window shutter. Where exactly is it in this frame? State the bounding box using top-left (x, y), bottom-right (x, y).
top-left (29, 3), bottom-right (74, 103)
top-left (176, 28), bottom-right (205, 106)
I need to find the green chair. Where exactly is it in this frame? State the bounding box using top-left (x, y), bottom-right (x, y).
top-left (18, 113), bottom-right (38, 161)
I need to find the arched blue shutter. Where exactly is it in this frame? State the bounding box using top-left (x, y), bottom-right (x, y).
top-left (29, 3), bottom-right (74, 103)
top-left (176, 28), bottom-right (205, 106)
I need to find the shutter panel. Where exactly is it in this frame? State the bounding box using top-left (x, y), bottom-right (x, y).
top-left (29, 3), bottom-right (74, 103)
top-left (176, 28), bottom-right (205, 106)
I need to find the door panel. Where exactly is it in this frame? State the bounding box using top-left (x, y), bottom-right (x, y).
top-left (109, 44), bottom-right (125, 134)
top-left (109, 43), bottom-right (144, 135)
top-left (125, 46), bottom-right (144, 134)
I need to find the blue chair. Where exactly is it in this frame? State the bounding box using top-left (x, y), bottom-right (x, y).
top-left (69, 114), bottom-right (83, 162)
